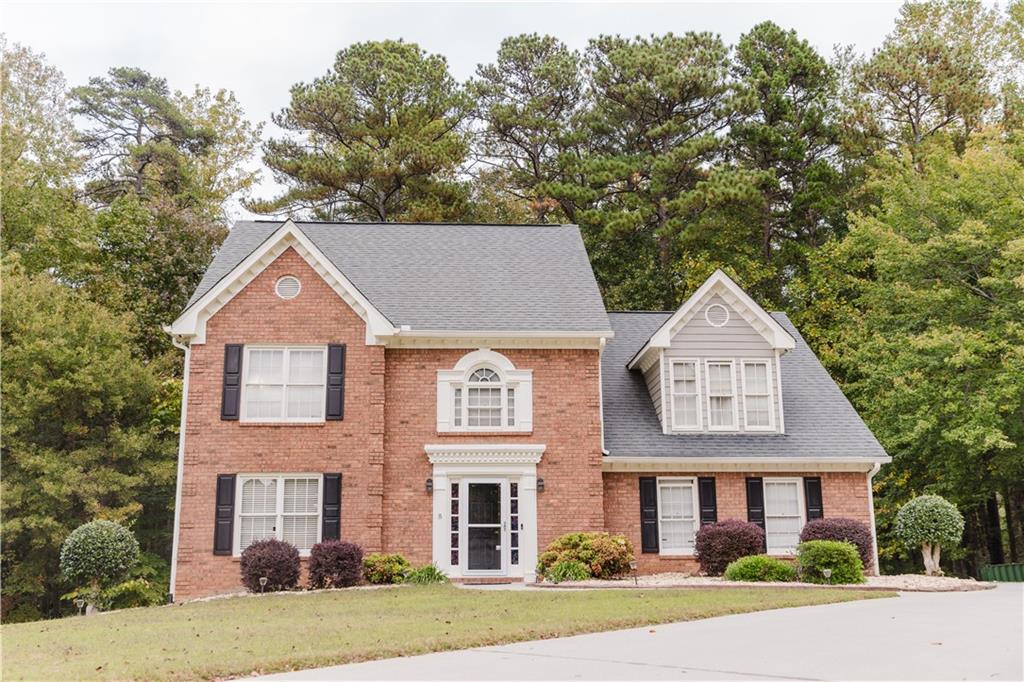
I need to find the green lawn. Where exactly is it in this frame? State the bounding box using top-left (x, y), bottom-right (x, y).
top-left (2, 585), bottom-right (893, 681)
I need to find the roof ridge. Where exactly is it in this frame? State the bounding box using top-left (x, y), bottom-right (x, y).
top-left (238, 220), bottom-right (578, 228)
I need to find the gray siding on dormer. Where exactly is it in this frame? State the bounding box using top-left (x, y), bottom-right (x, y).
top-left (643, 354), bottom-right (663, 424)
top-left (661, 294), bottom-right (781, 432)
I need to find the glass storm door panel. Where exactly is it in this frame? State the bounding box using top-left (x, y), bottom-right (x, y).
top-left (467, 483), bottom-right (502, 571)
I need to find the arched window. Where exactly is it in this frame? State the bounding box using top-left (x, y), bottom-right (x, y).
top-left (438, 350), bottom-right (532, 432)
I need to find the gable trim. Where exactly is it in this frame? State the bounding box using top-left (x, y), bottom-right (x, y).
top-left (627, 270), bottom-right (796, 370)
top-left (167, 220), bottom-right (397, 345)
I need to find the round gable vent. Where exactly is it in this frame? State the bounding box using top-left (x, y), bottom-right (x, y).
top-left (705, 303), bottom-right (730, 327)
top-left (275, 275), bottom-right (301, 300)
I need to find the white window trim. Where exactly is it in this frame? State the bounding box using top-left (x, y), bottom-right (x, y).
top-left (704, 359), bottom-right (739, 431)
top-left (656, 476), bottom-right (700, 556)
top-left (240, 345), bottom-right (327, 424)
top-left (669, 359), bottom-right (702, 431)
top-left (741, 360), bottom-right (776, 432)
top-left (763, 477), bottom-right (805, 555)
top-left (437, 349), bottom-right (532, 433)
top-left (233, 473), bottom-right (323, 557)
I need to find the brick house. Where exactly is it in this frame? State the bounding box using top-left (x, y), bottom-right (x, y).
top-left (165, 220), bottom-right (889, 600)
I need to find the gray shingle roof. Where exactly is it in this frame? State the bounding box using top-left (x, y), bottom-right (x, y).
top-left (602, 311), bottom-right (889, 460)
top-left (186, 221), bottom-right (612, 334)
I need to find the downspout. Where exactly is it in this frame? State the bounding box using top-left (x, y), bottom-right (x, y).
top-left (867, 462), bottom-right (882, 576)
top-left (598, 337), bottom-right (608, 454)
top-left (167, 334), bottom-right (191, 602)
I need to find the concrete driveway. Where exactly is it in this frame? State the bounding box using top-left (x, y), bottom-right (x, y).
top-left (265, 584), bottom-right (1023, 680)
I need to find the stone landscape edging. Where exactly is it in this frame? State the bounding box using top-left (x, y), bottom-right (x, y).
top-left (528, 580), bottom-right (996, 593)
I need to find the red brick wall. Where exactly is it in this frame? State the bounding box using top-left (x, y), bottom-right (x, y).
top-left (174, 248), bottom-right (385, 599)
top-left (603, 471), bottom-right (872, 574)
top-left (382, 348), bottom-right (606, 563)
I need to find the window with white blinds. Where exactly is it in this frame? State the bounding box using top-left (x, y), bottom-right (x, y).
top-left (236, 474), bottom-right (322, 554)
top-left (670, 360), bottom-right (700, 430)
top-left (242, 347), bottom-right (326, 422)
top-left (764, 478), bottom-right (803, 554)
top-left (706, 361), bottom-right (736, 429)
top-left (657, 478), bottom-right (698, 555)
top-left (742, 361), bottom-right (774, 429)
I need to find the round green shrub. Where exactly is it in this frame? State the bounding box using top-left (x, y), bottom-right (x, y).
top-left (362, 553), bottom-right (411, 584)
top-left (723, 555), bottom-right (797, 582)
top-left (536, 532), bottom-right (634, 579)
top-left (59, 520), bottom-right (140, 588)
top-left (894, 495), bottom-right (964, 550)
top-left (796, 540), bottom-right (864, 584)
top-left (406, 564), bottom-right (448, 585)
top-left (547, 559), bottom-right (591, 583)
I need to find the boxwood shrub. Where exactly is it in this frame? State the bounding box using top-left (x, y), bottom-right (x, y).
top-left (799, 518), bottom-right (873, 568)
top-left (362, 553), bottom-right (411, 584)
top-left (796, 540), bottom-right (864, 584)
top-left (694, 520), bottom-right (765, 575)
top-left (60, 520), bottom-right (140, 589)
top-left (723, 555), bottom-right (797, 582)
top-left (308, 540), bottom-right (364, 589)
top-left (240, 538), bottom-right (300, 592)
top-left (536, 532), bottom-right (633, 580)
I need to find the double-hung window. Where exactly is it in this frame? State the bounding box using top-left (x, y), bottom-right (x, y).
top-left (706, 361), bottom-right (736, 429)
top-left (243, 347), bottom-right (326, 422)
top-left (742, 360), bottom-right (774, 430)
top-left (657, 478), bottom-right (699, 554)
top-left (453, 367), bottom-right (516, 429)
top-left (763, 478), bottom-right (804, 554)
top-left (236, 474), bottom-right (322, 555)
top-left (670, 360), bottom-right (701, 430)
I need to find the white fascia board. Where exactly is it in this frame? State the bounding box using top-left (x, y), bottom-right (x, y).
top-left (626, 270), bottom-right (796, 370)
top-left (167, 220), bottom-right (396, 345)
top-left (601, 455), bottom-right (891, 473)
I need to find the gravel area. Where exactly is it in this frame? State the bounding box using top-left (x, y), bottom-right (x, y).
top-left (534, 572), bottom-right (995, 592)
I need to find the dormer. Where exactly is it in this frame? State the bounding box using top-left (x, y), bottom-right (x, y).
top-left (627, 270), bottom-right (796, 435)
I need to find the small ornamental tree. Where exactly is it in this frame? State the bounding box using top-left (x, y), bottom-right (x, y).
top-left (894, 495), bottom-right (965, 576)
top-left (60, 521), bottom-right (140, 608)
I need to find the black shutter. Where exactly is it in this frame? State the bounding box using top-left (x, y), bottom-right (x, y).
top-left (213, 474), bottom-right (236, 555)
top-left (325, 344), bottom-right (346, 421)
top-left (746, 477), bottom-right (765, 530)
top-left (698, 477), bottom-right (718, 525)
top-left (639, 477), bottom-right (659, 553)
top-left (322, 473), bottom-right (342, 541)
top-left (221, 344), bottom-right (243, 420)
top-left (804, 477), bottom-right (824, 521)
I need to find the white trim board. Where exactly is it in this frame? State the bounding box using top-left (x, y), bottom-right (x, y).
top-left (601, 456), bottom-right (890, 473)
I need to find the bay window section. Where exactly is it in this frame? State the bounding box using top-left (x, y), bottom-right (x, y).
top-left (706, 361), bottom-right (736, 429)
top-left (657, 478), bottom-right (698, 554)
top-left (242, 347), bottom-right (326, 422)
top-left (236, 474), bottom-right (322, 555)
top-left (764, 478), bottom-right (804, 554)
top-left (742, 361), bottom-right (774, 430)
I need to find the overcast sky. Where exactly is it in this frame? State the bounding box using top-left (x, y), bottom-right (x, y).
top-left (4, 1), bottom-right (906, 218)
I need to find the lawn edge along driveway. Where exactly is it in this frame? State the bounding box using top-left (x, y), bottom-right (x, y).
top-left (1, 585), bottom-right (894, 681)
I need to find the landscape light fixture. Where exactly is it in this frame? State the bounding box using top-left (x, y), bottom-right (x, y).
top-left (74, 598), bottom-right (86, 616)
top-left (259, 576), bottom-right (268, 593)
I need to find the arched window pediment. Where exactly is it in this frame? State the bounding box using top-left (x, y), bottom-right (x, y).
top-left (437, 350), bottom-right (533, 433)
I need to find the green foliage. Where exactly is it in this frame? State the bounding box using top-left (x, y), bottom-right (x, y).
top-left (405, 564), bottom-right (449, 585)
top-left (59, 521), bottom-right (140, 589)
top-left (546, 560), bottom-right (591, 583)
top-left (796, 540), bottom-right (865, 584)
top-left (536, 532), bottom-right (634, 579)
top-left (895, 495), bottom-right (966, 549)
top-left (723, 555), bottom-right (797, 582)
top-left (63, 552), bottom-right (169, 611)
top-left (252, 40), bottom-right (471, 222)
top-left (362, 553), bottom-right (412, 584)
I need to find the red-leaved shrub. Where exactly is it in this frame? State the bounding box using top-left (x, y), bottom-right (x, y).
top-left (308, 540), bottom-right (364, 589)
top-left (694, 520), bottom-right (765, 575)
top-left (240, 538), bottom-right (300, 592)
top-left (799, 518), bottom-right (873, 569)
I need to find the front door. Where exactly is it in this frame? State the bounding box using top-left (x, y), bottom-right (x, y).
top-left (466, 482), bottom-right (503, 572)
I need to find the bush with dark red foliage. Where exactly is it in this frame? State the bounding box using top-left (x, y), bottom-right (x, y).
top-left (308, 540), bottom-right (364, 589)
top-left (694, 520), bottom-right (765, 575)
top-left (799, 518), bottom-right (873, 569)
top-left (240, 538), bottom-right (300, 592)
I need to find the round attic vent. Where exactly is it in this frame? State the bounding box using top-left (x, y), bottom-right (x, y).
top-left (705, 303), bottom-right (730, 327)
top-left (275, 275), bottom-right (301, 300)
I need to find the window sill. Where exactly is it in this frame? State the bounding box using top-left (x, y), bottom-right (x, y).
top-left (238, 421), bottom-right (327, 428)
top-left (657, 551), bottom-right (695, 557)
top-left (436, 430), bottom-right (534, 437)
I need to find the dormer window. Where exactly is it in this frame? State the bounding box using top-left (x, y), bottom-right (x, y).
top-left (706, 361), bottom-right (737, 430)
top-left (742, 360), bottom-right (775, 430)
top-left (438, 350), bottom-right (532, 433)
top-left (669, 360), bottom-right (701, 430)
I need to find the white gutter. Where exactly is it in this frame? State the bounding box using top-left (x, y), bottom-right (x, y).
top-left (602, 456), bottom-right (890, 473)
top-left (167, 333), bottom-right (191, 602)
top-left (867, 461), bottom-right (882, 576)
top-left (392, 329), bottom-right (614, 339)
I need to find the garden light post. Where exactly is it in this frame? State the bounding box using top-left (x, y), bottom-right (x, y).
top-left (822, 568), bottom-right (832, 583)
top-left (259, 576), bottom-right (268, 593)
top-left (74, 597), bottom-right (86, 616)
top-left (629, 560), bottom-right (638, 586)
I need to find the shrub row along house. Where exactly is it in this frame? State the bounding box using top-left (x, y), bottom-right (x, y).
top-left (165, 220), bottom-right (890, 599)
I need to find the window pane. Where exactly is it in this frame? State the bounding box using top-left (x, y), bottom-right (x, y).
top-left (746, 396), bottom-right (771, 426)
top-left (241, 478), bottom-right (277, 514)
top-left (764, 481), bottom-right (802, 553)
top-left (709, 396), bottom-right (734, 426)
top-left (453, 388), bottom-right (462, 427)
top-left (468, 387), bottom-right (502, 427)
top-left (240, 515), bottom-right (276, 549)
top-left (281, 515), bottom-right (318, 551)
top-left (708, 363), bottom-right (732, 395)
top-left (660, 519), bottom-right (695, 550)
top-left (245, 385), bottom-right (282, 419)
top-left (659, 484), bottom-right (694, 520)
top-left (283, 478), bottom-right (319, 514)
top-left (247, 350), bottom-right (284, 383)
top-left (765, 482), bottom-right (800, 516)
top-left (673, 395), bottom-right (698, 427)
top-left (745, 363), bottom-right (769, 393)
top-left (507, 387), bottom-right (515, 426)
top-left (287, 385), bottom-right (322, 419)
top-left (469, 368), bottom-right (499, 382)
top-left (288, 350), bottom-right (324, 384)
